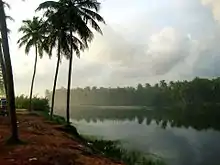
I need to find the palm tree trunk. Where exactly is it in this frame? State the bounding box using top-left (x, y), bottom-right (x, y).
top-left (50, 42), bottom-right (61, 119)
top-left (0, 0), bottom-right (19, 142)
top-left (29, 46), bottom-right (38, 111)
top-left (66, 31), bottom-right (73, 125)
top-left (0, 44), bottom-right (7, 96)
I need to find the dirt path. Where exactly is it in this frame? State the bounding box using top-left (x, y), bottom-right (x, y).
top-left (0, 114), bottom-right (124, 165)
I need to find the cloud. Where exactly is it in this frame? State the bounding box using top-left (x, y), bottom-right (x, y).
top-left (146, 27), bottom-right (191, 75)
top-left (191, 33), bottom-right (220, 77)
top-left (201, 0), bottom-right (220, 22)
top-left (84, 26), bottom-right (147, 65)
top-left (93, 27), bottom-right (194, 86)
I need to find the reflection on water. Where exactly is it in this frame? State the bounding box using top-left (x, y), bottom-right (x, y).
top-left (55, 107), bottom-right (220, 165)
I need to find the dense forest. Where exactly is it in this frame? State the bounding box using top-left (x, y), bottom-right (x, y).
top-left (46, 77), bottom-right (220, 107)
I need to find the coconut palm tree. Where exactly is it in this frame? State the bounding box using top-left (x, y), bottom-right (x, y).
top-left (17, 17), bottom-right (46, 111)
top-left (0, 0), bottom-right (19, 142)
top-left (37, 0), bottom-right (105, 125)
top-left (42, 11), bottom-right (86, 119)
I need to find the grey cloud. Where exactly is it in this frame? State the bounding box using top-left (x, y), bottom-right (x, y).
top-left (146, 27), bottom-right (191, 75)
top-left (191, 36), bottom-right (220, 77)
top-left (105, 27), bottom-right (192, 80)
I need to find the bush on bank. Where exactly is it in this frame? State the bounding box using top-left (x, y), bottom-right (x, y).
top-left (15, 95), bottom-right (49, 111)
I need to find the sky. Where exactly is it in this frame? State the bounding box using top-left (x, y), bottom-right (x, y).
top-left (5, 0), bottom-right (220, 96)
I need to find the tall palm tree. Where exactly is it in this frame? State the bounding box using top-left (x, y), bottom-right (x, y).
top-left (0, 0), bottom-right (19, 142)
top-left (42, 11), bottom-right (86, 119)
top-left (37, 0), bottom-right (105, 125)
top-left (17, 17), bottom-right (45, 111)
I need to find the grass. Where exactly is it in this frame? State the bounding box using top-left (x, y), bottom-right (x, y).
top-left (84, 138), bottom-right (165, 165)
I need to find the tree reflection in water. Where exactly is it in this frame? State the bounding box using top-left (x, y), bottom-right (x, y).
top-left (63, 105), bottom-right (220, 165)
top-left (68, 105), bottom-right (220, 131)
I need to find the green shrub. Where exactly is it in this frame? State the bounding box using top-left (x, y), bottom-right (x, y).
top-left (52, 115), bottom-right (66, 124)
top-left (15, 95), bottom-right (49, 111)
top-left (15, 95), bottom-right (29, 109)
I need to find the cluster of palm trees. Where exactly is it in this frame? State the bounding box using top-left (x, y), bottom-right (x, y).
top-left (0, 0), bottom-right (105, 143)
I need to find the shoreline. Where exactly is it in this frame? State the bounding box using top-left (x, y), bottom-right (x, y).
top-left (39, 111), bottom-right (165, 165)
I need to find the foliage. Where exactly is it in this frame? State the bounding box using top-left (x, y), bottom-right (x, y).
top-left (15, 95), bottom-right (49, 111)
top-left (52, 114), bottom-right (66, 124)
top-left (47, 77), bottom-right (220, 107)
top-left (17, 17), bottom-right (46, 56)
top-left (85, 138), bottom-right (165, 165)
top-left (37, 0), bottom-right (105, 48)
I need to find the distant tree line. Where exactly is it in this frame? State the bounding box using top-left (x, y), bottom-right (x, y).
top-left (46, 77), bottom-right (220, 107)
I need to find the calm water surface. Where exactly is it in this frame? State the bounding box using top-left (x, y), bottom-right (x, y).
top-left (71, 117), bottom-right (220, 165)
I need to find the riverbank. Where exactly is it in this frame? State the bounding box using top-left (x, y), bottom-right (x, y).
top-left (40, 111), bottom-right (165, 165)
top-left (0, 113), bottom-right (123, 165)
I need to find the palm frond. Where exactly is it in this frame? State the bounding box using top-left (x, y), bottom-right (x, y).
top-left (18, 26), bottom-right (32, 34)
top-left (24, 39), bottom-right (34, 54)
top-left (72, 35), bottom-right (87, 51)
top-left (66, 34), bottom-right (85, 58)
top-left (22, 19), bottom-right (32, 26)
top-left (17, 33), bottom-right (31, 44)
top-left (72, 43), bottom-right (81, 58)
top-left (38, 44), bottom-right (44, 58)
top-left (76, 0), bottom-right (101, 12)
top-left (36, 1), bottom-right (60, 11)
top-left (5, 15), bottom-right (14, 22)
top-left (71, 14), bottom-right (94, 42)
top-left (81, 11), bottom-right (103, 34)
top-left (60, 35), bottom-right (71, 59)
top-left (17, 39), bottom-right (28, 49)
top-left (80, 7), bottom-right (105, 24)
top-left (43, 35), bottom-right (56, 57)
top-left (3, 1), bottom-right (10, 9)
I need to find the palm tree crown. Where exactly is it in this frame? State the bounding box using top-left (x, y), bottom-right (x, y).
top-left (17, 17), bottom-right (45, 56)
top-left (37, 0), bottom-right (105, 46)
top-left (43, 12), bottom-right (86, 59)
